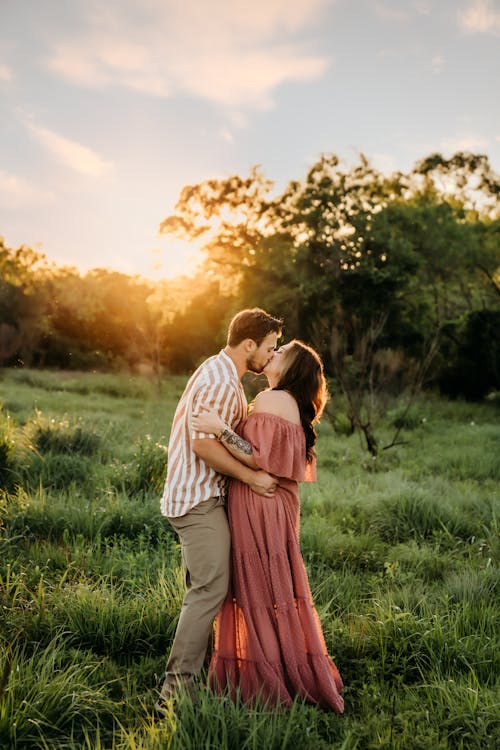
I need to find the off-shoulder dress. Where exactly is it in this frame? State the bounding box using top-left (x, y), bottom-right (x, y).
top-left (208, 412), bottom-right (344, 712)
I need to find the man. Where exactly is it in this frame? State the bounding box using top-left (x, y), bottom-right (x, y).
top-left (156, 308), bottom-right (283, 711)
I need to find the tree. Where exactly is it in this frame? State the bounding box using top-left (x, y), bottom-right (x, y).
top-left (411, 151), bottom-right (500, 219)
top-left (42, 269), bottom-right (159, 369)
top-left (158, 152), bottom-right (499, 451)
top-left (0, 238), bottom-right (53, 366)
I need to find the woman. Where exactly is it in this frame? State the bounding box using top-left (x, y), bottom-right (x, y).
top-left (191, 340), bottom-right (344, 712)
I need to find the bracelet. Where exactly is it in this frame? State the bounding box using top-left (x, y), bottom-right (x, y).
top-left (217, 425), bottom-right (230, 440)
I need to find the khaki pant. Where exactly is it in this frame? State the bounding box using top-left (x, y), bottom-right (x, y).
top-left (165, 496), bottom-right (230, 681)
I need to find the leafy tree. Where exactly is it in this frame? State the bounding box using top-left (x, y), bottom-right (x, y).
top-left (158, 152), bottom-right (499, 450)
top-left (411, 151), bottom-right (500, 218)
top-left (0, 238), bottom-right (52, 366)
top-left (42, 269), bottom-right (159, 369)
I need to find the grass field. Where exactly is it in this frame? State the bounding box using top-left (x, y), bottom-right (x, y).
top-left (0, 368), bottom-right (499, 749)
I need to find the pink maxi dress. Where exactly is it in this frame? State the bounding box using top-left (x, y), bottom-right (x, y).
top-left (209, 412), bottom-right (344, 712)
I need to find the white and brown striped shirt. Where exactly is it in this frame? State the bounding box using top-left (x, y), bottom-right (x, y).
top-left (161, 350), bottom-right (248, 518)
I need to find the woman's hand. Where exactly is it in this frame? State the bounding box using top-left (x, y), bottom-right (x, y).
top-left (192, 407), bottom-right (225, 436)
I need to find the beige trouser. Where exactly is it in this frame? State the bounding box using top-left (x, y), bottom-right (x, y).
top-left (165, 496), bottom-right (230, 682)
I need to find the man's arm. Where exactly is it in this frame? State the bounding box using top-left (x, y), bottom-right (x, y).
top-left (191, 408), bottom-right (258, 469)
top-left (192, 438), bottom-right (276, 496)
top-left (216, 426), bottom-right (258, 468)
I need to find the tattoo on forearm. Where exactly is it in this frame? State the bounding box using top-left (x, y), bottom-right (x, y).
top-left (220, 429), bottom-right (253, 455)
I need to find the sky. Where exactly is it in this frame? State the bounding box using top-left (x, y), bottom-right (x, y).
top-left (1, 0), bottom-right (499, 280)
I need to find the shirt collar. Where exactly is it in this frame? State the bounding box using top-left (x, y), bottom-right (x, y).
top-left (219, 349), bottom-right (240, 381)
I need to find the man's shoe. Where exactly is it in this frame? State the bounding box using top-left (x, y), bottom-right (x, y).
top-left (154, 674), bottom-right (197, 716)
top-left (154, 696), bottom-right (172, 718)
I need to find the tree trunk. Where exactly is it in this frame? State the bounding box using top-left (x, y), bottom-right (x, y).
top-left (361, 422), bottom-right (379, 456)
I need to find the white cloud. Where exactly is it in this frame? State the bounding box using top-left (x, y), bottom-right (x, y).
top-left (48, 38), bottom-right (170, 97)
top-left (177, 47), bottom-right (328, 109)
top-left (458, 0), bottom-right (500, 35)
top-left (441, 135), bottom-right (489, 152)
top-left (0, 171), bottom-right (55, 210)
top-left (45, 0), bottom-right (331, 108)
top-left (28, 124), bottom-right (113, 177)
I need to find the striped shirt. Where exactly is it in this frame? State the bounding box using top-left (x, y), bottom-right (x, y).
top-left (161, 350), bottom-right (248, 518)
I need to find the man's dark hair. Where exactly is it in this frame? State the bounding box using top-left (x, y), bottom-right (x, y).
top-left (227, 308), bottom-right (283, 347)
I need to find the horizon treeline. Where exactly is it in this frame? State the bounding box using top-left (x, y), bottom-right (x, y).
top-left (1, 150), bottom-right (499, 400)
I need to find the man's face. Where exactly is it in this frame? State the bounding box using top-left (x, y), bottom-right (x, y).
top-left (246, 331), bottom-right (279, 374)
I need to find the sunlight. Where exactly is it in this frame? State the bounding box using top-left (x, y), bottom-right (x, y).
top-left (31, 233), bottom-right (206, 282)
top-left (148, 235), bottom-right (205, 280)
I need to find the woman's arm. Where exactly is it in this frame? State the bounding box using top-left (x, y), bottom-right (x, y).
top-left (191, 407), bottom-right (259, 468)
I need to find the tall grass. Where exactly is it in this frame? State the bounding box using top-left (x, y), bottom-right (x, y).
top-left (0, 369), bottom-right (498, 749)
top-left (0, 635), bottom-right (115, 749)
top-left (0, 410), bottom-right (16, 488)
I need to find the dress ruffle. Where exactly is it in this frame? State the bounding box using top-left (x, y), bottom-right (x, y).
top-left (243, 412), bottom-right (316, 482)
top-left (209, 413), bottom-right (344, 713)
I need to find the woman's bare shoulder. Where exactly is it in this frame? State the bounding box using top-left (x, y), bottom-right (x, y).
top-left (253, 389), bottom-right (300, 424)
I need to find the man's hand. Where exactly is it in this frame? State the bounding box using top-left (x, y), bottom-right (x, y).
top-left (248, 469), bottom-right (277, 497)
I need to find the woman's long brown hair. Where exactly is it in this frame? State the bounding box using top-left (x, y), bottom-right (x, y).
top-left (272, 340), bottom-right (328, 461)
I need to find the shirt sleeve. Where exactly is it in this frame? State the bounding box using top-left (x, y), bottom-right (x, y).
top-left (190, 380), bottom-right (240, 440)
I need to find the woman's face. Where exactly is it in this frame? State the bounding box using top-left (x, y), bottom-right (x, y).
top-left (263, 342), bottom-right (294, 383)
